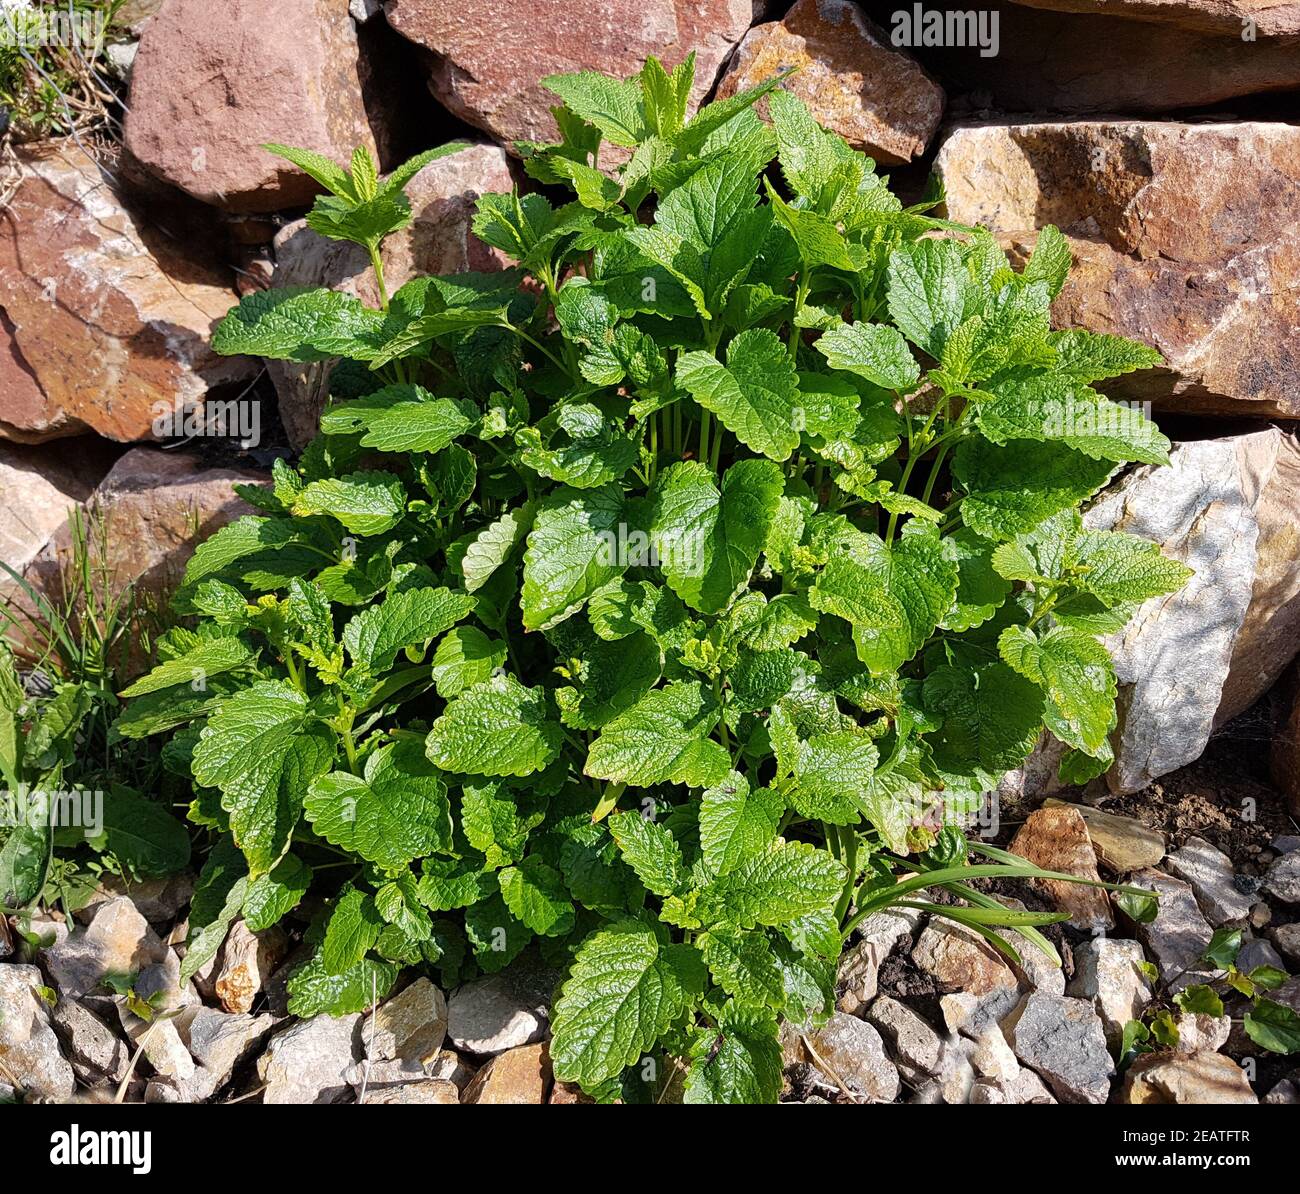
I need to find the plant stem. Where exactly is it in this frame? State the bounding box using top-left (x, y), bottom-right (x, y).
top-left (367, 241), bottom-right (389, 311)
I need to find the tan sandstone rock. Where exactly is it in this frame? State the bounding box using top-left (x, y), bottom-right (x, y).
top-left (1009, 806), bottom-right (1113, 931)
top-left (1122, 1050), bottom-right (1258, 1104)
top-left (935, 121), bottom-right (1300, 419)
top-left (715, 0), bottom-right (943, 165)
top-left (0, 148), bottom-right (252, 443)
top-left (125, 0), bottom-right (390, 211)
top-left (462, 1042), bottom-right (553, 1105)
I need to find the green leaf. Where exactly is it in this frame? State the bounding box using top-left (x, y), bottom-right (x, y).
top-left (305, 741), bottom-right (452, 870)
top-left (1070, 530), bottom-right (1192, 608)
top-left (342, 586), bottom-right (473, 672)
top-left (698, 924), bottom-right (785, 1008)
top-left (242, 853), bottom-right (312, 932)
top-left (519, 402), bottom-right (639, 489)
top-left (816, 321), bottom-right (920, 392)
top-left (923, 662), bottom-right (1044, 773)
top-left (418, 857), bottom-right (498, 911)
top-left (318, 385), bottom-right (472, 453)
top-left (697, 841), bottom-right (846, 930)
top-left (650, 459), bottom-right (783, 615)
top-left (425, 674), bottom-right (562, 778)
top-left (499, 855), bottom-right (575, 937)
top-left (1205, 927), bottom-right (1243, 970)
top-left (287, 951), bottom-right (398, 1017)
top-left (1022, 225), bottom-right (1071, 298)
top-left (212, 288), bottom-right (382, 362)
top-left (1051, 329), bottom-right (1163, 383)
top-left (886, 238), bottom-right (970, 358)
top-left (431, 627), bottom-right (507, 699)
top-left (322, 886), bottom-right (385, 975)
top-left (556, 632), bottom-right (662, 729)
top-left (462, 505), bottom-right (535, 594)
top-left (95, 787), bottom-right (191, 879)
top-left (608, 811), bottom-right (685, 897)
top-left (943, 528), bottom-right (1012, 632)
top-left (683, 1002), bottom-right (783, 1104)
top-left (118, 637), bottom-right (253, 698)
top-left (542, 71), bottom-right (647, 147)
top-left (585, 682), bottom-right (725, 788)
top-left (460, 782), bottom-right (547, 869)
top-left (294, 470), bottom-right (406, 537)
top-left (999, 625), bottom-right (1116, 755)
top-left (551, 919), bottom-right (705, 1088)
top-left (676, 329), bottom-right (801, 463)
top-left (1243, 999), bottom-right (1300, 1054)
top-left (790, 729), bottom-right (879, 825)
top-left (699, 772), bottom-right (783, 877)
top-left (1173, 983), bottom-right (1224, 1017)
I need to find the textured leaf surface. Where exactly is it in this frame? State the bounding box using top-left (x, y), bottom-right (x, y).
top-left (426, 674), bottom-right (562, 778)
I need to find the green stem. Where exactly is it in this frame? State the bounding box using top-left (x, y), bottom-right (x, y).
top-left (367, 241), bottom-right (389, 312)
top-left (835, 831), bottom-right (860, 924)
top-left (698, 408), bottom-right (711, 466)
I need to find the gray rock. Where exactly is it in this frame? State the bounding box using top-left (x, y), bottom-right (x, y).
top-left (1166, 837), bottom-right (1254, 925)
top-left (187, 1008), bottom-right (277, 1100)
top-left (1002, 993), bottom-right (1114, 1105)
top-left (803, 1013), bottom-right (900, 1102)
top-left (1068, 938), bottom-right (1154, 1045)
top-left (969, 1079), bottom-right (1007, 1104)
top-left (75, 873), bottom-right (195, 927)
top-left (914, 920), bottom-right (1021, 1036)
top-left (866, 995), bottom-right (943, 1075)
top-left (1171, 1012), bottom-right (1231, 1055)
top-left (116, 1000), bottom-right (195, 1085)
top-left (1240, 935), bottom-right (1288, 972)
top-left (1264, 851), bottom-right (1300, 904)
top-left (1125, 870), bottom-right (1214, 985)
top-left (49, 996), bottom-right (130, 1086)
top-left (1264, 1079), bottom-right (1299, 1104)
top-left (837, 908), bottom-right (918, 1013)
top-left (1004, 1066), bottom-right (1058, 1104)
top-left (1271, 923), bottom-right (1300, 964)
top-left (258, 1014), bottom-right (362, 1104)
top-left (447, 962), bottom-right (556, 1056)
top-left (144, 1077), bottom-right (187, 1103)
top-left (43, 897), bottom-right (168, 997)
top-left (1273, 835), bottom-right (1300, 855)
top-left (0, 964), bottom-right (75, 1098)
top-left (359, 1079), bottom-right (459, 1104)
top-left (365, 977), bottom-right (447, 1063)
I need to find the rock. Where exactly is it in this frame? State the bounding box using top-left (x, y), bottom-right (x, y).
top-left (1009, 806), bottom-right (1112, 931)
top-left (913, 4), bottom-right (1300, 113)
top-left (258, 1014), bottom-right (362, 1105)
top-left (1264, 850), bottom-right (1300, 904)
top-left (1068, 938), bottom-right (1153, 1045)
top-left (1274, 836), bottom-right (1300, 854)
top-left (1265, 1079), bottom-right (1300, 1104)
top-left (1005, 1066), bottom-right (1058, 1104)
top-left (1083, 432), bottom-right (1300, 793)
top-left (361, 1079), bottom-right (460, 1104)
top-left (1122, 1050), bottom-right (1258, 1104)
top-left (802, 1013), bottom-right (900, 1102)
top-left (268, 143), bottom-right (515, 448)
top-left (549, 1079), bottom-right (595, 1104)
top-left (1171, 1011), bottom-right (1232, 1055)
top-left (715, 0), bottom-right (943, 165)
top-left (969, 1080), bottom-right (1006, 1104)
top-left (1271, 976), bottom-right (1300, 1015)
top-left (365, 978), bottom-right (448, 1064)
top-left (462, 1042), bottom-right (552, 1105)
top-left (0, 147), bottom-right (253, 443)
top-left (350, 0), bottom-right (383, 18)
top-left (969, 1027), bottom-right (1020, 1085)
top-left (346, 1049), bottom-right (476, 1093)
top-left (446, 962), bottom-right (556, 1056)
top-left (124, 0), bottom-right (389, 211)
top-left (21, 449), bottom-right (266, 624)
top-left (1043, 800), bottom-right (1166, 874)
top-left (0, 965), bottom-right (76, 1099)
top-left (48, 997), bottom-right (130, 1088)
top-left (1251, 902), bottom-right (1272, 931)
top-left (915, 920), bottom-right (1021, 1036)
top-left (74, 873), bottom-right (196, 928)
top-left (1001, 993), bottom-right (1113, 1105)
top-left (187, 1008), bottom-right (277, 1100)
top-left (932, 1036), bottom-right (976, 1104)
top-left (214, 922), bottom-right (287, 1015)
top-left (837, 908), bottom-right (918, 1013)
top-left (1271, 923), bottom-right (1300, 964)
top-left (383, 0), bottom-right (756, 153)
top-left (1126, 870), bottom-right (1215, 986)
top-left (42, 897), bottom-right (169, 998)
top-left (1006, 0), bottom-right (1300, 37)
top-left (1166, 837), bottom-right (1255, 926)
top-left (866, 995), bottom-right (943, 1075)
top-left (116, 1002), bottom-right (195, 1085)
top-left (937, 121), bottom-right (1300, 421)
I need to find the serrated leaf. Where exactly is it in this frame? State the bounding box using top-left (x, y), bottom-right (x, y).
top-left (118, 637), bottom-right (253, 698)
top-left (426, 674), bottom-right (562, 778)
top-left (999, 625), bottom-right (1116, 756)
top-left (460, 781), bottom-right (547, 869)
top-left (342, 586), bottom-right (474, 672)
top-left (699, 772), bottom-right (783, 877)
top-left (1022, 225), bottom-right (1071, 298)
top-left (697, 841), bottom-right (846, 930)
top-left (790, 729), bottom-right (879, 825)
top-left (462, 505), bottom-right (534, 593)
top-left (431, 627), bottom-right (507, 699)
top-left (584, 682), bottom-right (724, 788)
top-left (1051, 329), bottom-right (1164, 383)
top-left (608, 811), bottom-right (685, 897)
top-left (95, 787), bottom-right (191, 879)
top-left (816, 321), bottom-right (920, 392)
top-left (286, 951), bottom-right (398, 1017)
top-left (212, 288), bottom-right (382, 362)
top-left (556, 632), bottom-right (662, 729)
top-left (923, 662), bottom-right (1044, 774)
top-left (318, 385), bottom-right (472, 453)
top-left (886, 238), bottom-right (970, 358)
top-left (242, 853), bottom-right (312, 932)
top-left (294, 470), bottom-right (406, 537)
top-left (322, 886), bottom-right (385, 975)
top-left (683, 1002), bottom-right (783, 1104)
top-left (542, 71), bottom-right (647, 147)
top-left (698, 924), bottom-right (785, 1009)
top-left (498, 855), bottom-right (575, 936)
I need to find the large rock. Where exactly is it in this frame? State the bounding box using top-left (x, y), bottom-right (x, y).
top-left (1125, 870), bottom-right (1214, 987)
top-left (1274, 671), bottom-right (1300, 817)
top-left (936, 121), bottom-right (1300, 419)
top-left (866, 995), bottom-right (943, 1076)
top-left (1006, 0), bottom-right (1300, 36)
top-left (801, 1012), bottom-right (900, 1102)
top-left (446, 961), bottom-right (556, 1056)
top-left (0, 964), bottom-right (77, 1099)
top-left (268, 142), bottom-right (515, 448)
top-left (0, 148), bottom-right (252, 443)
top-left (1067, 938), bottom-right (1153, 1045)
top-left (49, 996), bottom-right (131, 1088)
top-left (836, 907), bottom-right (919, 1014)
top-left (1009, 806), bottom-right (1112, 931)
top-left (1084, 431), bottom-right (1300, 794)
top-left (715, 0), bottom-right (943, 165)
top-left (462, 1042), bottom-right (552, 1105)
top-left (914, 921), bottom-right (1021, 1036)
top-left (365, 978), bottom-right (448, 1064)
top-left (383, 0), bottom-right (758, 151)
top-left (911, 4), bottom-right (1300, 113)
top-left (1001, 993), bottom-right (1113, 1104)
top-left (125, 0), bottom-right (390, 211)
top-left (258, 1014), bottom-right (363, 1104)
top-left (187, 1008), bottom-right (277, 1100)
top-left (42, 897), bottom-right (169, 998)
top-left (1166, 837), bottom-right (1254, 926)
top-left (1122, 1050), bottom-right (1258, 1104)
top-left (1042, 800), bottom-right (1166, 874)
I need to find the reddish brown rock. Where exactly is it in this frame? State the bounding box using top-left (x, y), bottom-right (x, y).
top-left (716, 0), bottom-right (943, 165)
top-left (936, 121), bottom-right (1300, 419)
top-left (124, 0), bottom-right (390, 212)
top-left (462, 1042), bottom-right (552, 1104)
top-left (911, 3), bottom-right (1300, 113)
top-left (383, 0), bottom-right (758, 151)
top-left (1010, 807), bottom-right (1113, 932)
top-left (268, 143), bottom-right (515, 449)
top-left (0, 148), bottom-right (253, 443)
top-left (1006, 0), bottom-right (1300, 37)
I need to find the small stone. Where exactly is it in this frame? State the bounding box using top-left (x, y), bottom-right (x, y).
top-left (365, 978), bottom-right (448, 1064)
top-left (1273, 836), bottom-right (1300, 855)
top-left (462, 1042), bottom-right (552, 1105)
top-left (446, 962), bottom-right (556, 1055)
top-left (1125, 870), bottom-right (1214, 985)
top-left (0, 964), bottom-right (76, 1099)
top-left (1067, 938), bottom-right (1154, 1045)
top-left (1005, 1066), bottom-right (1058, 1105)
top-left (1043, 800), bottom-right (1166, 873)
top-left (360, 1079), bottom-right (460, 1104)
top-left (997, 899), bottom-right (1066, 995)
top-left (933, 1036), bottom-right (976, 1104)
top-left (214, 921), bottom-right (287, 1015)
top-left (1166, 837), bottom-right (1254, 925)
top-left (915, 921), bottom-right (1021, 1037)
top-left (1122, 1051), bottom-right (1257, 1104)
top-left (42, 897), bottom-right (168, 997)
top-left (1240, 936), bottom-right (1288, 972)
top-left (549, 1080), bottom-right (594, 1104)
top-left (187, 1008), bottom-right (277, 1100)
top-left (1171, 1012), bottom-right (1231, 1055)
top-left (969, 1027), bottom-right (1020, 1085)
top-left (969, 1080), bottom-right (1007, 1104)
top-left (1264, 851), bottom-right (1300, 904)
top-left (866, 995), bottom-right (943, 1075)
top-left (1010, 806), bottom-right (1113, 931)
top-left (1271, 923), bottom-right (1300, 964)
top-left (836, 908), bottom-right (917, 1014)
top-left (116, 1001), bottom-right (195, 1084)
top-left (803, 1013), bottom-right (900, 1103)
top-left (49, 997), bottom-right (130, 1087)
top-left (258, 1015), bottom-right (362, 1105)
top-left (1002, 993), bottom-right (1114, 1105)
top-left (1264, 1079), bottom-right (1299, 1104)
top-left (145, 1078), bottom-right (187, 1103)
top-left (1251, 902), bottom-right (1273, 930)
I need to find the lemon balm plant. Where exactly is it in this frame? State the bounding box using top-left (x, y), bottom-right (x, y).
top-left (121, 57), bottom-right (1188, 1103)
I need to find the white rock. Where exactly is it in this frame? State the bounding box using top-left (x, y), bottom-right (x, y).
top-left (116, 1001), bottom-right (195, 1085)
top-left (258, 1014), bottom-right (361, 1104)
top-left (0, 964), bottom-right (75, 1098)
top-left (1264, 851), bottom-right (1300, 904)
top-left (1171, 1012), bottom-right (1231, 1055)
top-left (365, 978), bottom-right (448, 1063)
top-left (447, 964), bottom-right (555, 1056)
top-left (969, 1026), bottom-right (1020, 1085)
top-left (803, 1013), bottom-right (900, 1102)
top-left (866, 995), bottom-right (942, 1075)
top-left (837, 908), bottom-right (918, 1013)
top-left (1068, 937), bottom-right (1154, 1045)
top-left (1166, 837), bottom-right (1254, 925)
top-left (187, 1007), bottom-right (277, 1100)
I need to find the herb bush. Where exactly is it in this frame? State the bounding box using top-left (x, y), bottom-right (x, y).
top-left (120, 58), bottom-right (1190, 1103)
